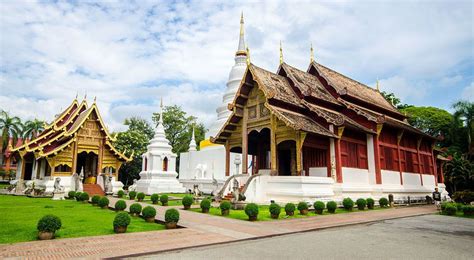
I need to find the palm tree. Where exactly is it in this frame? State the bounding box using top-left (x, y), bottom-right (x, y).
top-left (0, 110), bottom-right (22, 152)
top-left (21, 119), bottom-right (45, 140)
top-left (452, 100), bottom-right (474, 155)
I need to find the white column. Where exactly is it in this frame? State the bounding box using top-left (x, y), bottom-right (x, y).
top-left (16, 159), bottom-right (22, 180)
top-left (366, 134), bottom-right (377, 185)
top-left (40, 159), bottom-right (46, 179)
top-left (329, 125), bottom-right (336, 178)
top-left (31, 160), bottom-right (38, 180)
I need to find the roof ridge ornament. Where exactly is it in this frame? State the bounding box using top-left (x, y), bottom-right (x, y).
top-left (310, 43), bottom-right (314, 63)
top-left (246, 44), bottom-right (250, 66)
top-left (279, 40), bottom-right (283, 65)
top-left (376, 79), bottom-right (380, 92)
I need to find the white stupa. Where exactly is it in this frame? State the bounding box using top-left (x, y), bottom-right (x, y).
top-left (136, 100), bottom-right (186, 194)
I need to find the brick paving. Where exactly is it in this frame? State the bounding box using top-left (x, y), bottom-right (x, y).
top-left (0, 197), bottom-right (437, 259)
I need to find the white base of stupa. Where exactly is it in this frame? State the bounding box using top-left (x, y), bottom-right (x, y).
top-left (136, 171), bottom-right (186, 194)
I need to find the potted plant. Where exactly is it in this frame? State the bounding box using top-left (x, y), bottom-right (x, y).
top-left (327, 201), bottom-right (337, 213)
top-left (462, 205), bottom-right (474, 216)
top-left (67, 191), bottom-right (76, 200)
top-left (74, 192), bottom-right (82, 201)
top-left (313, 201), bottom-right (325, 215)
top-left (245, 203), bottom-right (259, 221)
top-left (91, 195), bottom-right (100, 205)
top-left (200, 199), bottom-right (211, 213)
top-left (285, 203), bottom-right (296, 216)
top-left (160, 194), bottom-right (169, 206)
top-left (220, 201), bottom-right (231, 216)
top-left (117, 190), bottom-right (124, 198)
top-left (269, 203), bottom-right (281, 219)
top-left (379, 197), bottom-right (389, 208)
top-left (297, 202), bottom-right (309, 215)
top-left (115, 200), bottom-right (127, 211)
top-left (137, 192), bottom-right (145, 202)
top-left (356, 198), bottom-right (367, 210)
top-left (366, 198), bottom-right (375, 209)
top-left (128, 191), bottom-right (137, 200)
top-left (98, 197), bottom-right (110, 209)
top-left (342, 198), bottom-right (354, 211)
top-left (129, 203), bottom-right (142, 217)
top-left (37, 214), bottom-right (62, 240)
top-left (142, 206), bottom-right (157, 222)
top-left (182, 195), bottom-right (193, 210)
top-left (113, 212), bottom-right (131, 233)
top-left (150, 194), bottom-right (159, 204)
top-left (165, 208), bottom-right (179, 229)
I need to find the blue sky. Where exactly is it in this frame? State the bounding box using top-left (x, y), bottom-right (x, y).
top-left (0, 0), bottom-right (472, 131)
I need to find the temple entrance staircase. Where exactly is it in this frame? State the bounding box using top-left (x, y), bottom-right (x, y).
top-left (223, 185), bottom-right (245, 200)
top-left (83, 184), bottom-right (105, 196)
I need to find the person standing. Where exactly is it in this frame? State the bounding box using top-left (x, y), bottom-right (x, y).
top-left (433, 188), bottom-right (441, 210)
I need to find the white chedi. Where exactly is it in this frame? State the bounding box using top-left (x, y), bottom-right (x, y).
top-left (136, 101), bottom-right (186, 194)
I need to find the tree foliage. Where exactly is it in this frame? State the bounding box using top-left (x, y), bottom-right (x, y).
top-left (452, 100), bottom-right (474, 155)
top-left (444, 154), bottom-right (474, 194)
top-left (400, 106), bottom-right (453, 145)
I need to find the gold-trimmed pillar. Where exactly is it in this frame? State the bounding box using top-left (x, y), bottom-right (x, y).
top-left (270, 114), bottom-right (277, 175)
top-left (242, 106), bottom-right (248, 174)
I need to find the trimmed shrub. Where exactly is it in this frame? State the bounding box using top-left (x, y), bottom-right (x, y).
top-left (150, 194), bottom-right (159, 204)
top-left (356, 198), bottom-right (367, 210)
top-left (297, 202), bottom-right (309, 215)
top-left (78, 192), bottom-right (89, 202)
top-left (444, 204), bottom-right (457, 216)
top-left (366, 198), bottom-right (375, 209)
top-left (269, 203), bottom-right (281, 218)
top-left (456, 203), bottom-right (464, 211)
top-left (182, 195), bottom-right (193, 209)
top-left (74, 192), bottom-right (82, 200)
top-left (137, 192), bottom-right (145, 201)
top-left (91, 195), bottom-right (101, 205)
top-left (128, 191), bottom-right (137, 200)
top-left (117, 190), bottom-right (124, 198)
top-left (313, 201), bottom-right (325, 215)
top-left (379, 197), bottom-right (389, 208)
top-left (200, 199), bottom-right (211, 213)
top-left (68, 191), bottom-right (76, 199)
top-left (98, 197), bottom-right (109, 208)
top-left (441, 202), bottom-right (449, 212)
top-left (462, 205), bottom-right (474, 216)
top-left (142, 206), bottom-right (157, 219)
top-left (165, 208), bottom-right (180, 223)
top-left (342, 198), bottom-right (354, 210)
top-left (37, 215), bottom-right (62, 233)
top-left (160, 194), bottom-right (169, 206)
top-left (220, 200), bottom-right (231, 215)
top-left (285, 203), bottom-right (296, 215)
top-left (129, 203), bottom-right (142, 215)
top-left (327, 201), bottom-right (337, 213)
top-left (452, 191), bottom-right (474, 204)
top-left (113, 212), bottom-right (130, 229)
top-left (114, 200), bottom-right (127, 211)
top-left (244, 203), bottom-right (259, 221)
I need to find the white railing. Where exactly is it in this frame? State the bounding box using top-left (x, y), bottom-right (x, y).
top-left (216, 174), bottom-right (249, 200)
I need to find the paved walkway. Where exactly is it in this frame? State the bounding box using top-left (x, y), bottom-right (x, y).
top-left (0, 198), bottom-right (437, 259)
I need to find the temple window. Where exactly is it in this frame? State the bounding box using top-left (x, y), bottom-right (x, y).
top-left (54, 164), bottom-right (71, 173)
top-left (162, 157), bottom-right (168, 172)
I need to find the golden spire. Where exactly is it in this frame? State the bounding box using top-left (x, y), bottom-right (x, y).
top-left (376, 79), bottom-right (380, 92)
top-left (246, 45), bottom-right (250, 66)
top-left (279, 41), bottom-right (283, 65)
top-left (240, 11), bottom-right (244, 36)
top-left (93, 96), bottom-right (97, 103)
top-left (75, 92), bottom-right (78, 100)
top-left (310, 43), bottom-right (314, 63)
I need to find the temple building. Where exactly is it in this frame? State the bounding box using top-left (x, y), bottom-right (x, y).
top-left (211, 47), bottom-right (447, 203)
top-left (11, 98), bottom-right (131, 194)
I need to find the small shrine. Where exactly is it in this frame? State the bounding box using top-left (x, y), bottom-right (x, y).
top-left (136, 101), bottom-right (186, 194)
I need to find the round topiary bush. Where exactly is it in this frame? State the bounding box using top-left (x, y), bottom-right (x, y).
top-left (327, 201), bottom-right (337, 213)
top-left (342, 198), bottom-right (354, 211)
top-left (37, 214), bottom-right (62, 240)
top-left (462, 205), bottom-right (474, 216)
top-left (79, 192), bottom-right (89, 202)
top-left (129, 203), bottom-right (142, 216)
top-left (313, 201), bottom-right (325, 215)
top-left (160, 194), bottom-right (169, 206)
top-left (114, 200), bottom-right (127, 211)
top-left (220, 200), bottom-right (231, 215)
top-left (142, 206), bottom-right (157, 222)
top-left (379, 197), bottom-right (389, 208)
top-left (150, 194), bottom-right (159, 204)
top-left (366, 198), bottom-right (375, 209)
top-left (182, 195), bottom-right (193, 210)
top-left (356, 198), bottom-right (367, 210)
top-left (297, 202), bottom-right (309, 215)
top-left (113, 212), bottom-right (131, 233)
top-left (74, 192), bottom-right (82, 200)
top-left (269, 203), bottom-right (281, 219)
top-left (244, 203), bottom-right (259, 221)
top-left (285, 203), bottom-right (296, 216)
top-left (91, 195), bottom-right (101, 205)
top-left (444, 204), bottom-right (457, 216)
top-left (165, 208), bottom-right (180, 229)
top-left (200, 199), bottom-right (211, 213)
top-left (137, 192), bottom-right (145, 201)
top-left (98, 197), bottom-right (109, 209)
top-left (456, 203), bottom-right (464, 211)
top-left (128, 191), bottom-right (137, 200)
top-left (68, 191), bottom-right (76, 199)
top-left (117, 190), bottom-right (124, 198)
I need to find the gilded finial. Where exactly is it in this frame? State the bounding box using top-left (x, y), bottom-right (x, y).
top-left (279, 41), bottom-right (283, 65)
top-left (84, 91), bottom-right (87, 100)
top-left (240, 11), bottom-right (244, 36)
top-left (310, 43), bottom-right (314, 63)
top-left (376, 79), bottom-right (380, 92)
top-left (246, 45), bottom-right (250, 66)
top-left (93, 96), bottom-right (97, 103)
top-left (75, 92), bottom-right (78, 100)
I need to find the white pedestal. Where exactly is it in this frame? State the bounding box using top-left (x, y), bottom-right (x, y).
top-left (136, 170), bottom-right (185, 195)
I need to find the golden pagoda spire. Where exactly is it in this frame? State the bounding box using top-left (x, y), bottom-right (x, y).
top-left (246, 45), bottom-right (250, 66)
top-left (310, 43), bottom-right (314, 63)
top-left (376, 79), bottom-right (380, 92)
top-left (240, 11), bottom-right (244, 36)
top-left (279, 41), bottom-right (283, 64)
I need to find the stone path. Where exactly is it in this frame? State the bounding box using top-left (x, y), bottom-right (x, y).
top-left (0, 197), bottom-right (437, 259)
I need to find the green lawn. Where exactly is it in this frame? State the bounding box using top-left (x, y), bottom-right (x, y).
top-left (189, 205), bottom-right (385, 221)
top-left (0, 195), bottom-right (165, 244)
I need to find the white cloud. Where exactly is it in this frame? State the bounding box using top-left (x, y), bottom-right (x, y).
top-left (462, 82), bottom-right (474, 101)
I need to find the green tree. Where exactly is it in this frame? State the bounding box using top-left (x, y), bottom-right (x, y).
top-left (444, 153), bottom-right (474, 194)
top-left (123, 117), bottom-right (154, 140)
top-left (0, 110), bottom-right (22, 151)
top-left (452, 100), bottom-right (474, 155)
top-left (21, 119), bottom-right (45, 140)
top-left (380, 91), bottom-right (411, 109)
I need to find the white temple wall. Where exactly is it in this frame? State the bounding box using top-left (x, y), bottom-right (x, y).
top-left (403, 172), bottom-right (421, 186)
top-left (381, 170), bottom-right (401, 185)
top-left (366, 134), bottom-right (377, 185)
top-left (308, 167), bottom-right (327, 177)
top-left (342, 167), bottom-right (369, 184)
top-left (422, 174), bottom-right (436, 188)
